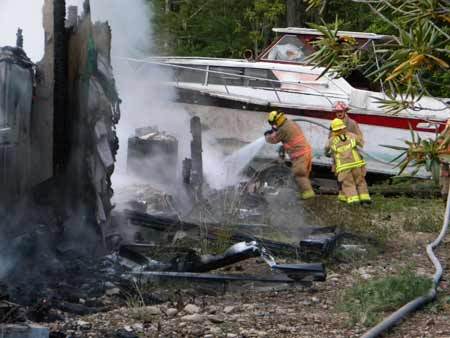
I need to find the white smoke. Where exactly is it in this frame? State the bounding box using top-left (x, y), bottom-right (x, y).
top-left (0, 0), bottom-right (239, 192)
top-left (0, 0), bottom-right (45, 61)
top-left (85, 0), bottom-right (229, 191)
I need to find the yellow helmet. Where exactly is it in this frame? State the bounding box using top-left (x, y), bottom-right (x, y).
top-left (331, 118), bottom-right (346, 132)
top-left (267, 111), bottom-right (286, 127)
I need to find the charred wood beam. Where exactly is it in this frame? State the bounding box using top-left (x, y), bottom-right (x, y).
top-left (123, 210), bottom-right (299, 256)
top-left (53, 0), bottom-right (69, 174)
top-left (272, 263), bottom-right (326, 282)
top-left (128, 271), bottom-right (297, 284)
top-left (168, 241), bottom-right (261, 273)
top-left (190, 116), bottom-right (203, 188)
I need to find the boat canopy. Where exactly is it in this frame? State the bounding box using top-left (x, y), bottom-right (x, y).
top-left (259, 27), bottom-right (392, 64)
top-left (272, 27), bottom-right (392, 41)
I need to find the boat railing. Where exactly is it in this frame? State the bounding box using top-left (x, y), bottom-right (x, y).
top-left (114, 56), bottom-right (348, 107)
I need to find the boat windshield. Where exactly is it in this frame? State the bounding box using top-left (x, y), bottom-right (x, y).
top-left (261, 35), bottom-right (313, 63)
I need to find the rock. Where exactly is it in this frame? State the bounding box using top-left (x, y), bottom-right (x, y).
top-left (144, 306), bottom-right (161, 315)
top-left (180, 314), bottom-right (205, 322)
top-left (105, 288), bottom-right (120, 296)
top-left (77, 320), bottom-right (92, 330)
top-left (210, 327), bottom-right (222, 335)
top-left (206, 305), bottom-right (219, 314)
top-left (184, 304), bottom-right (200, 314)
top-left (104, 281), bottom-right (116, 288)
top-left (226, 334), bottom-right (238, 338)
top-left (114, 329), bottom-right (139, 338)
top-left (243, 304), bottom-right (255, 310)
top-left (223, 306), bottom-right (235, 314)
top-left (132, 323), bottom-right (144, 332)
top-left (166, 308), bottom-right (178, 317)
top-left (360, 273), bottom-right (371, 280)
top-left (208, 314), bottom-right (225, 323)
top-left (357, 267), bottom-right (373, 280)
top-left (311, 297), bottom-right (320, 303)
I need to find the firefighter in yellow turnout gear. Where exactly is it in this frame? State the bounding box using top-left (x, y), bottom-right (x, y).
top-left (326, 118), bottom-right (371, 204)
top-left (328, 101), bottom-right (364, 202)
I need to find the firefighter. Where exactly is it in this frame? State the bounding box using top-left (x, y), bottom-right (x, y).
top-left (326, 118), bottom-right (371, 205)
top-left (265, 111), bottom-right (315, 200)
top-left (328, 101), bottom-right (364, 201)
top-left (438, 119), bottom-right (450, 201)
top-left (332, 101), bottom-right (363, 140)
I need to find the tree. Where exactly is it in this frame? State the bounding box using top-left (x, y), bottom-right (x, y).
top-left (305, 0), bottom-right (450, 111)
top-left (149, 0), bottom-right (284, 57)
top-left (244, 0), bottom-right (285, 55)
top-left (286, 0), bottom-right (307, 27)
top-left (149, 0), bottom-right (395, 58)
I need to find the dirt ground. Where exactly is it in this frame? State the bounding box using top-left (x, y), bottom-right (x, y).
top-left (43, 194), bottom-right (450, 338)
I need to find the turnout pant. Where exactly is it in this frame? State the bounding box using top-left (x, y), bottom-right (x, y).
top-left (291, 153), bottom-right (315, 199)
top-left (337, 166), bottom-right (370, 204)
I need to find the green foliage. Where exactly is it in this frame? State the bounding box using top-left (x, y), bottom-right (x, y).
top-left (307, 19), bottom-right (363, 77)
top-left (339, 268), bottom-right (432, 326)
top-left (305, 0), bottom-right (450, 110)
top-left (149, 0), bottom-right (284, 57)
top-left (149, 0), bottom-right (411, 58)
top-left (244, 0), bottom-right (285, 55)
top-left (381, 126), bottom-right (443, 183)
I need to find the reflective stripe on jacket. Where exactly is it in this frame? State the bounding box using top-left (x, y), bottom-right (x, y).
top-left (330, 132), bottom-right (365, 173)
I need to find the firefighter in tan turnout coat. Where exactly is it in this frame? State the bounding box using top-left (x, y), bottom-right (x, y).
top-left (265, 111), bottom-right (315, 200)
top-left (329, 101), bottom-right (364, 201)
top-left (326, 118), bottom-right (371, 204)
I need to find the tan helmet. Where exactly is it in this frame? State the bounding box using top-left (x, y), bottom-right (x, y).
top-left (334, 101), bottom-right (349, 112)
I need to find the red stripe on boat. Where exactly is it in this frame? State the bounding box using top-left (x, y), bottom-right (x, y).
top-left (294, 110), bottom-right (445, 133)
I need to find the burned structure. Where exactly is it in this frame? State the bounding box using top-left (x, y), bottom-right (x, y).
top-left (0, 0), bottom-right (120, 236)
top-left (127, 127), bottom-right (178, 184)
top-left (0, 1), bottom-right (121, 317)
top-left (0, 46), bottom-right (34, 201)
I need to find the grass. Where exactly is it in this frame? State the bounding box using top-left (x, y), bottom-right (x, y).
top-left (304, 194), bottom-right (444, 246)
top-left (338, 268), bottom-right (432, 326)
top-left (402, 213), bottom-right (443, 233)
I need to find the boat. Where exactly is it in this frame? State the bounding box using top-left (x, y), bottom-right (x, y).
top-left (121, 27), bottom-right (450, 176)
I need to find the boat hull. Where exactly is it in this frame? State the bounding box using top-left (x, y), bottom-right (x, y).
top-left (180, 102), bottom-right (437, 176)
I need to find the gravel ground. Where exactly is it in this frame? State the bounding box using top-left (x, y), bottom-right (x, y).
top-left (45, 236), bottom-right (450, 338)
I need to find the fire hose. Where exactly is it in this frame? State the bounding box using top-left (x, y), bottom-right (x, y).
top-left (294, 117), bottom-right (449, 336)
top-left (292, 118), bottom-right (394, 166)
top-left (361, 188), bottom-right (449, 338)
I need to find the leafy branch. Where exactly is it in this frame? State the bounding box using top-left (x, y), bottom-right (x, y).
top-left (381, 125), bottom-right (446, 183)
top-left (304, 0), bottom-right (450, 113)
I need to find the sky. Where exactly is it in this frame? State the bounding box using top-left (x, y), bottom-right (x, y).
top-left (0, 0), bottom-right (46, 61)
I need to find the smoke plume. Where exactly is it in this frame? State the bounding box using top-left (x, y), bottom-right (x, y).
top-left (0, 0), bottom-right (241, 193)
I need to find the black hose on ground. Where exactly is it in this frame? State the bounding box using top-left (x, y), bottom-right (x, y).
top-left (360, 188), bottom-right (449, 338)
top-left (294, 117), bottom-right (449, 336)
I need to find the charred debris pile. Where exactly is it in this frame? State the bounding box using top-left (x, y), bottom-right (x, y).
top-left (0, 0), bottom-right (122, 327)
top-left (0, 0), bottom-right (367, 333)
